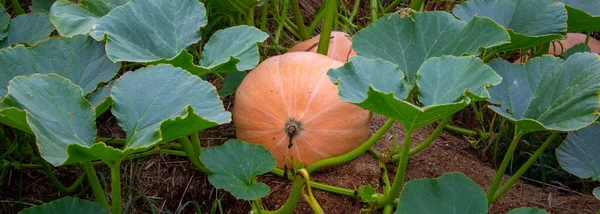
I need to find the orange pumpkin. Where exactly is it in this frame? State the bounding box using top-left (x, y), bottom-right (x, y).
top-left (233, 52), bottom-right (371, 169)
top-left (514, 33), bottom-right (600, 63)
top-left (288, 31), bottom-right (356, 62)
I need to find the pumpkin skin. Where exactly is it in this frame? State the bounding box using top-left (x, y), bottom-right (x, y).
top-left (233, 52), bottom-right (371, 169)
top-left (288, 31), bottom-right (356, 62)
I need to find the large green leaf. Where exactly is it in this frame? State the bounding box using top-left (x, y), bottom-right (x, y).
top-left (328, 55), bottom-right (500, 130)
top-left (152, 26), bottom-right (268, 76)
top-left (558, 0), bottom-right (600, 32)
top-left (0, 103), bottom-right (30, 133)
top-left (218, 71), bottom-right (247, 97)
top-left (89, 0), bottom-right (207, 62)
top-left (3, 74), bottom-right (97, 166)
top-left (0, 14), bottom-right (55, 48)
top-left (201, 139), bottom-right (275, 201)
top-left (111, 64), bottom-right (231, 150)
top-left (556, 123), bottom-right (600, 180)
top-left (30, 0), bottom-right (56, 13)
top-left (487, 54), bottom-right (600, 132)
top-left (454, 0), bottom-right (567, 51)
top-left (0, 5), bottom-right (8, 41)
top-left (352, 12), bottom-right (509, 82)
top-left (594, 187), bottom-right (600, 200)
top-left (507, 208), bottom-right (550, 214)
top-left (18, 197), bottom-right (109, 214)
top-left (562, 43), bottom-right (590, 59)
top-left (0, 35), bottom-right (120, 97)
top-left (395, 173), bottom-right (487, 214)
top-left (87, 82), bottom-right (114, 117)
top-left (49, 0), bottom-right (129, 37)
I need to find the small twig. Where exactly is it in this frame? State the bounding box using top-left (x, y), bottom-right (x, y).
top-left (176, 175), bottom-right (194, 212)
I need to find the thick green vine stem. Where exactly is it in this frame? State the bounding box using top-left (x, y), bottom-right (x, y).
top-left (306, 119), bottom-right (395, 173)
top-left (491, 131), bottom-right (559, 203)
top-left (307, 7), bottom-right (325, 35)
top-left (80, 162), bottom-right (109, 209)
top-left (442, 124), bottom-right (478, 137)
top-left (178, 137), bottom-right (210, 174)
top-left (261, 170), bottom-right (306, 214)
top-left (370, 0), bottom-right (379, 22)
top-left (375, 128), bottom-right (414, 207)
top-left (41, 161), bottom-right (85, 194)
top-left (271, 168), bottom-right (354, 196)
top-left (291, 0), bottom-right (309, 40)
top-left (486, 130), bottom-right (527, 204)
top-left (9, 0), bottom-right (24, 15)
top-left (105, 159), bottom-right (123, 214)
top-left (391, 116), bottom-right (453, 161)
top-left (316, 0), bottom-right (338, 55)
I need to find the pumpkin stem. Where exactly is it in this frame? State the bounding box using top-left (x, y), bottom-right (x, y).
top-left (285, 119), bottom-right (302, 148)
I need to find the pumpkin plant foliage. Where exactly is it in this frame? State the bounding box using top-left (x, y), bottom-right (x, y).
top-left (89, 0), bottom-right (207, 62)
top-left (556, 123), bottom-right (600, 180)
top-left (49, 0), bottom-right (129, 37)
top-left (0, 13), bottom-right (55, 48)
top-left (18, 197), bottom-right (109, 214)
top-left (487, 53), bottom-right (600, 132)
top-left (557, 0), bottom-right (600, 32)
top-left (328, 55), bottom-right (501, 130)
top-left (0, 5), bottom-right (9, 41)
top-left (454, 0), bottom-right (567, 51)
top-left (201, 139), bottom-right (275, 201)
top-left (507, 208), bottom-right (550, 214)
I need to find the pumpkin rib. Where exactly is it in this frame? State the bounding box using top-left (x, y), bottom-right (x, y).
top-left (296, 72), bottom-right (329, 120)
top-left (301, 100), bottom-right (343, 124)
top-left (298, 135), bottom-right (331, 157)
top-left (236, 90), bottom-right (286, 124)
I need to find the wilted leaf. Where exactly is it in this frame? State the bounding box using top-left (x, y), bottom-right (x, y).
top-left (90, 0), bottom-right (207, 62)
top-left (111, 64), bottom-right (231, 151)
top-left (18, 197), bottom-right (109, 214)
top-left (488, 54), bottom-right (600, 132)
top-left (201, 139), bottom-right (275, 200)
top-left (0, 14), bottom-right (55, 48)
top-left (556, 123), bottom-right (600, 180)
top-left (454, 0), bottom-right (567, 51)
top-left (0, 35), bottom-right (119, 97)
top-left (352, 12), bottom-right (509, 82)
top-left (396, 173), bottom-right (487, 214)
top-left (329, 56), bottom-right (500, 130)
top-left (558, 0), bottom-right (600, 32)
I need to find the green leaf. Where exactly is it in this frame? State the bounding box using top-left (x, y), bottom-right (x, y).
top-left (89, 0), bottom-right (207, 62)
top-left (507, 207), bottom-right (550, 214)
top-left (0, 5), bottom-right (9, 41)
top-left (0, 14), bottom-right (55, 48)
top-left (395, 172), bottom-right (487, 214)
top-left (562, 43), bottom-right (591, 59)
top-left (3, 74), bottom-right (97, 166)
top-left (0, 103), bottom-right (30, 133)
top-left (556, 123), bottom-right (600, 180)
top-left (18, 197), bottom-right (109, 214)
top-left (358, 185), bottom-right (377, 203)
top-left (352, 12), bottom-right (509, 82)
top-left (111, 64), bottom-right (230, 150)
top-left (199, 25), bottom-right (269, 72)
top-left (49, 0), bottom-right (129, 37)
top-left (87, 82), bottom-right (113, 117)
top-left (487, 54), bottom-right (600, 132)
top-left (594, 187), bottom-right (600, 200)
top-left (328, 55), bottom-right (500, 129)
top-left (151, 26), bottom-right (268, 76)
top-left (454, 0), bottom-right (567, 51)
top-left (200, 139), bottom-right (275, 201)
top-left (0, 35), bottom-right (120, 97)
top-left (30, 0), bottom-right (56, 13)
top-left (218, 71), bottom-right (247, 97)
top-left (558, 0), bottom-right (600, 32)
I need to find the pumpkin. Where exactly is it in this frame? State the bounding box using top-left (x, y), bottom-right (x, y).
top-left (233, 52), bottom-right (371, 169)
top-left (514, 33), bottom-right (600, 63)
top-left (288, 31), bottom-right (356, 62)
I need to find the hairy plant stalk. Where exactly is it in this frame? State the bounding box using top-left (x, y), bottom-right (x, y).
top-left (80, 162), bottom-right (109, 209)
top-left (246, 8), bottom-right (255, 26)
top-left (178, 137), bottom-right (210, 174)
top-left (291, 0), bottom-right (309, 40)
top-left (492, 131), bottom-right (559, 203)
top-left (316, 0), bottom-right (338, 55)
top-left (106, 159), bottom-right (123, 214)
top-left (392, 116), bottom-right (453, 159)
top-left (371, 0), bottom-right (379, 22)
top-left (259, 4), bottom-right (269, 31)
top-left (306, 119), bottom-right (395, 173)
top-left (375, 128), bottom-right (414, 206)
top-left (261, 170), bottom-right (306, 214)
top-left (271, 168), bottom-right (354, 196)
top-left (486, 130), bottom-right (527, 204)
top-left (308, 7), bottom-right (325, 35)
top-left (42, 161), bottom-right (85, 194)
